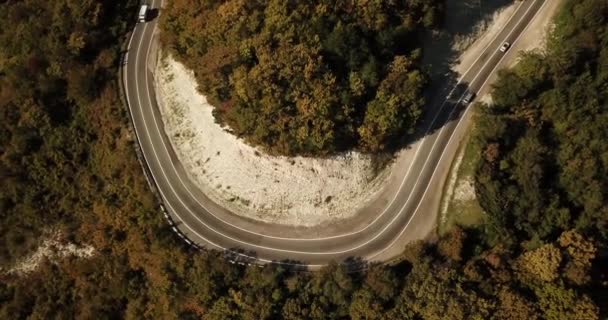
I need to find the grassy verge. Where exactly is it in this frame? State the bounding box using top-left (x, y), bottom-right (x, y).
top-left (438, 131), bottom-right (485, 235)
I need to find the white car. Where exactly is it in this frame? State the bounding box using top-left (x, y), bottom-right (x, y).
top-left (499, 42), bottom-right (510, 52)
top-left (138, 5), bottom-right (148, 23)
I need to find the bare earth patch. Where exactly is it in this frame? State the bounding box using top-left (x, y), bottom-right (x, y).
top-left (440, 148), bottom-right (465, 224)
top-left (3, 230), bottom-right (95, 276)
top-left (454, 177), bottom-right (476, 202)
top-left (155, 56), bottom-right (391, 226)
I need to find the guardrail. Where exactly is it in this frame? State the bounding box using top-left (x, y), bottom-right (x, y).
top-left (117, 22), bottom-right (201, 253)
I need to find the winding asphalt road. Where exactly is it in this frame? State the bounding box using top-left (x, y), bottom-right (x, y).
top-left (123, 0), bottom-right (547, 267)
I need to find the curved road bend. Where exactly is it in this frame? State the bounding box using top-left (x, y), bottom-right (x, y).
top-left (123, 0), bottom-right (546, 266)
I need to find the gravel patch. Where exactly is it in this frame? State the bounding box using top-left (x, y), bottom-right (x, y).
top-left (4, 230), bottom-right (95, 276)
top-left (155, 55), bottom-right (391, 226)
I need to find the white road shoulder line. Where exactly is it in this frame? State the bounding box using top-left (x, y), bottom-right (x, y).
top-left (141, 0), bottom-right (529, 242)
top-left (369, 0), bottom-right (549, 261)
top-left (125, 0), bottom-right (544, 264)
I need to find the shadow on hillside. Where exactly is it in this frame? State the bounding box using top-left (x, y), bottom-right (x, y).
top-left (391, 0), bottom-right (513, 151)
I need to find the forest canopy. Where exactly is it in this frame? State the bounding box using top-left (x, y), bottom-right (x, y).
top-left (474, 0), bottom-right (608, 247)
top-left (0, 0), bottom-right (606, 319)
top-left (0, 0), bottom-right (148, 263)
top-left (160, 0), bottom-right (444, 155)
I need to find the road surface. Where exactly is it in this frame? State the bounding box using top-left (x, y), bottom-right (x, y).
top-left (123, 0), bottom-right (547, 267)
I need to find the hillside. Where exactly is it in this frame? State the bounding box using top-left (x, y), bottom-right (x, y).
top-left (0, 0), bottom-right (605, 319)
top-left (160, 0), bottom-right (443, 155)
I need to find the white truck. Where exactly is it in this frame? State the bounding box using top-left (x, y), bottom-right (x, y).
top-left (138, 5), bottom-right (148, 23)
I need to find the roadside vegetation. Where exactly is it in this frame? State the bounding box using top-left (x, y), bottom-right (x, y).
top-left (0, 0), bottom-right (606, 319)
top-left (160, 0), bottom-right (443, 155)
top-left (474, 0), bottom-right (608, 247)
top-left (439, 134), bottom-right (485, 235)
top-left (0, 0), bottom-right (152, 264)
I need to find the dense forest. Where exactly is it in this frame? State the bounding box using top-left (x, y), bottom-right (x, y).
top-left (0, 0), bottom-right (154, 264)
top-left (161, 0), bottom-right (443, 155)
top-left (474, 0), bottom-right (608, 247)
top-left (0, 0), bottom-right (607, 319)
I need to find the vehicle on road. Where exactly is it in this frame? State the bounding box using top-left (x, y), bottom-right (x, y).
top-left (122, 0), bottom-right (545, 265)
top-left (463, 92), bottom-right (476, 104)
top-left (499, 42), bottom-right (511, 52)
top-left (138, 5), bottom-right (148, 23)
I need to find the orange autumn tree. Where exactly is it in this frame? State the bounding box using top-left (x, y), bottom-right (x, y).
top-left (161, 0), bottom-right (443, 155)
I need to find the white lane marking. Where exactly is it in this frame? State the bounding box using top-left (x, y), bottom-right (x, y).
top-left (127, 30), bottom-right (136, 51)
top-left (160, 177), bottom-right (323, 267)
top-left (130, 2), bottom-right (330, 256)
top-left (475, 0), bottom-right (542, 96)
top-left (373, 0), bottom-right (543, 221)
top-left (136, 0), bottom-right (536, 255)
top-left (368, 0), bottom-right (548, 261)
top-left (123, 1), bottom-right (276, 265)
top-left (137, 0), bottom-right (528, 241)
top-left (134, 0), bottom-right (539, 255)
top-left (126, 0), bottom-right (542, 260)
top-left (125, 1), bottom-right (279, 264)
top-left (456, 1), bottom-right (526, 87)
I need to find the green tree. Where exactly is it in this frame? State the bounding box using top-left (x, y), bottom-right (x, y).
top-left (516, 244), bottom-right (562, 283)
top-left (161, 0), bottom-right (443, 155)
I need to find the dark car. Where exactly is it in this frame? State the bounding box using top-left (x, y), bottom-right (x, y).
top-left (463, 92), bottom-right (476, 104)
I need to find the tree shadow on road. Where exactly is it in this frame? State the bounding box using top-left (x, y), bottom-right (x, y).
top-left (218, 250), bottom-right (405, 274)
top-left (390, 0), bottom-right (514, 153)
